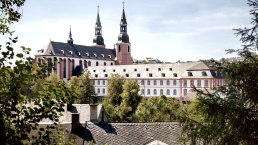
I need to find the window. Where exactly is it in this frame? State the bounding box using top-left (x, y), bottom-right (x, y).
top-left (105, 74), bottom-right (108, 77)
top-left (79, 60), bottom-right (82, 66)
top-left (88, 61), bottom-right (91, 66)
top-left (147, 80), bottom-right (150, 85)
top-left (149, 73), bottom-right (153, 77)
top-left (111, 62), bottom-right (113, 66)
top-left (113, 69), bottom-right (115, 72)
top-left (141, 89), bottom-right (144, 95)
top-left (205, 80), bottom-right (209, 87)
top-left (84, 60), bottom-right (87, 68)
top-left (92, 80), bottom-right (95, 85)
top-left (173, 73), bottom-right (177, 77)
top-left (128, 46), bottom-right (130, 52)
top-left (158, 68), bottom-right (161, 71)
top-left (137, 74), bottom-right (141, 77)
top-left (95, 74), bottom-right (98, 78)
top-left (134, 69), bottom-right (137, 71)
top-left (202, 71), bottom-right (207, 76)
top-left (63, 59), bottom-right (66, 78)
top-left (160, 80), bottom-right (163, 86)
top-left (96, 61), bottom-right (99, 66)
top-left (118, 45), bottom-right (121, 52)
top-left (190, 80), bottom-right (194, 87)
top-left (103, 69), bottom-right (106, 72)
top-left (93, 70), bottom-right (96, 72)
top-left (125, 74), bottom-right (129, 77)
top-left (183, 89), bottom-right (187, 96)
top-left (102, 88), bottom-right (105, 94)
top-left (97, 80), bottom-right (100, 85)
top-left (146, 68), bottom-right (149, 71)
top-left (166, 80), bottom-right (170, 85)
top-left (97, 88), bottom-right (100, 94)
top-left (166, 89), bottom-right (170, 95)
top-left (141, 80), bottom-right (144, 85)
top-left (173, 89), bottom-right (177, 95)
top-left (103, 80), bottom-right (105, 85)
top-left (123, 69), bottom-right (126, 72)
top-left (104, 62), bottom-right (106, 66)
top-left (154, 89), bottom-right (157, 95)
top-left (188, 72), bottom-right (193, 76)
top-left (160, 89), bottom-right (163, 95)
top-left (162, 73), bottom-right (165, 77)
top-left (154, 80), bottom-right (157, 85)
top-left (147, 89), bottom-right (150, 95)
top-left (173, 80), bottom-right (177, 86)
top-left (169, 68), bottom-right (172, 71)
top-left (183, 80), bottom-right (187, 87)
top-left (197, 80), bottom-right (201, 87)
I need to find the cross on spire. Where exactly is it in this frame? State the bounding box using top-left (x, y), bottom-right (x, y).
top-left (97, 4), bottom-right (99, 13)
top-left (122, 1), bottom-right (125, 9)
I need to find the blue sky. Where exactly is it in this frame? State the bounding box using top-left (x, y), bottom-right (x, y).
top-left (12, 0), bottom-right (251, 62)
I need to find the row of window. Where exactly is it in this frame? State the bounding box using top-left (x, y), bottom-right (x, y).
top-left (183, 80), bottom-right (209, 87)
top-left (141, 80), bottom-right (178, 86)
top-left (141, 89), bottom-right (178, 96)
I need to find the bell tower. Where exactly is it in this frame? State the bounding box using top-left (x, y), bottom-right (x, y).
top-left (92, 5), bottom-right (105, 48)
top-left (115, 1), bottom-right (132, 65)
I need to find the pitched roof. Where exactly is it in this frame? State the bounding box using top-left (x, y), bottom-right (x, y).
top-left (37, 122), bottom-right (181, 145)
top-left (36, 41), bottom-right (116, 60)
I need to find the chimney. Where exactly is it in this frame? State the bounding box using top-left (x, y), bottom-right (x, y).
top-left (90, 104), bottom-right (98, 123)
top-left (71, 113), bottom-right (80, 133)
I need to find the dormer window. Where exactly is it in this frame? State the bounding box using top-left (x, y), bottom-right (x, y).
top-left (108, 55), bottom-right (111, 58)
top-left (69, 51), bottom-right (73, 55)
top-left (94, 53), bottom-right (97, 57)
top-left (78, 52), bottom-right (81, 56)
top-left (202, 71), bottom-right (207, 76)
top-left (60, 50), bottom-right (64, 54)
top-left (85, 53), bottom-right (89, 57)
top-left (188, 72), bottom-right (193, 76)
top-left (101, 54), bottom-right (104, 58)
top-left (48, 50), bottom-right (53, 54)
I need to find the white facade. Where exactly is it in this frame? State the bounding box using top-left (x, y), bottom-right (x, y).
top-left (88, 62), bottom-right (225, 98)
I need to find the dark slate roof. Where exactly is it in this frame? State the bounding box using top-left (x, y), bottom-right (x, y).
top-left (37, 41), bottom-right (116, 60)
top-left (36, 122), bottom-right (182, 145)
top-left (96, 13), bottom-right (102, 27)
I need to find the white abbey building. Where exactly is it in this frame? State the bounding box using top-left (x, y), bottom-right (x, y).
top-left (88, 62), bottom-right (225, 99)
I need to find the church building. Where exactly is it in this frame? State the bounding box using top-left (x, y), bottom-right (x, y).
top-left (35, 4), bottom-right (132, 82)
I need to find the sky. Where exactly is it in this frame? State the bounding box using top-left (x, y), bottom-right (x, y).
top-left (11, 0), bottom-right (252, 62)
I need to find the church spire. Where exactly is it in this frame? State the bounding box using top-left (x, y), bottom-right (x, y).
top-left (118, 1), bottom-right (130, 43)
top-left (93, 4), bottom-right (105, 47)
top-left (67, 25), bottom-right (73, 45)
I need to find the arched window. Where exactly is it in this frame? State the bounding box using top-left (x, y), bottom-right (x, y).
top-left (173, 80), bottom-right (177, 85)
top-left (63, 59), bottom-right (66, 78)
top-left (102, 88), bottom-right (105, 94)
top-left (96, 61), bottom-right (99, 66)
top-left (97, 88), bottom-right (100, 94)
top-left (173, 89), bottom-right (177, 95)
top-left (167, 89), bottom-right (170, 95)
top-left (160, 89), bottom-right (163, 95)
top-left (84, 60), bottom-right (87, 68)
top-left (154, 89), bottom-right (157, 95)
top-left (166, 80), bottom-right (170, 85)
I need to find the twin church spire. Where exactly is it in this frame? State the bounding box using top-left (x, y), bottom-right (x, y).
top-left (68, 2), bottom-right (130, 47)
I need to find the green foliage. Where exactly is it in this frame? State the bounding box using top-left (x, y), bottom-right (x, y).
top-left (67, 69), bottom-right (96, 104)
top-left (180, 1), bottom-right (258, 144)
top-left (135, 96), bottom-right (180, 122)
top-left (0, 0), bottom-right (73, 144)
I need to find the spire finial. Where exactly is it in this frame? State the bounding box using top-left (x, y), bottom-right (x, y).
top-left (97, 4), bottom-right (99, 13)
top-left (122, 1), bottom-right (125, 9)
top-left (69, 25), bottom-right (72, 39)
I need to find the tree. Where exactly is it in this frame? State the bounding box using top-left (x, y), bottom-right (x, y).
top-left (135, 96), bottom-right (180, 122)
top-left (67, 69), bottom-right (95, 104)
top-left (103, 74), bottom-right (125, 122)
top-left (0, 0), bottom-right (73, 144)
top-left (118, 79), bottom-right (142, 122)
top-left (180, 1), bottom-right (258, 144)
